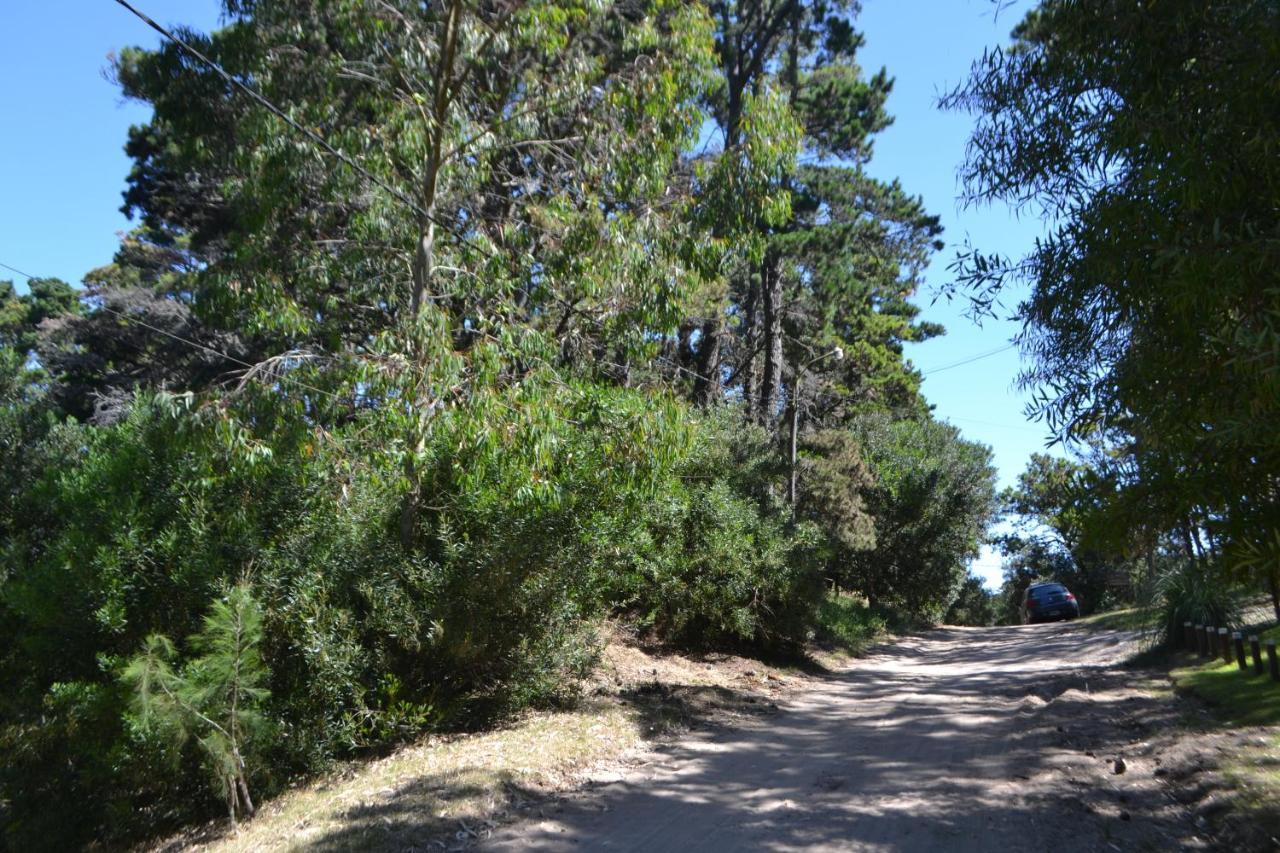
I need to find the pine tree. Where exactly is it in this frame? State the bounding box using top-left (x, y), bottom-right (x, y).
top-left (123, 583), bottom-right (270, 825)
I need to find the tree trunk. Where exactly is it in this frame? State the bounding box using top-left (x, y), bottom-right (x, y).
top-left (1180, 525), bottom-right (1197, 564)
top-left (236, 773), bottom-right (255, 818)
top-left (227, 778), bottom-right (238, 828)
top-left (677, 322), bottom-right (696, 376)
top-left (693, 317), bottom-right (723, 405)
top-left (759, 247), bottom-right (783, 427)
top-left (402, 0), bottom-right (463, 549)
top-left (1269, 570), bottom-right (1280, 623)
top-left (741, 273), bottom-right (760, 418)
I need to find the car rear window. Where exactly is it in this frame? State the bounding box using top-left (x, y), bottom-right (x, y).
top-left (1028, 585), bottom-right (1067, 598)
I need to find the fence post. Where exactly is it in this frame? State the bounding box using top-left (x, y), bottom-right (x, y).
top-left (1197, 625), bottom-right (1207, 656)
top-left (1268, 640), bottom-right (1279, 682)
top-left (1208, 626), bottom-right (1218, 658)
top-left (1233, 632), bottom-right (1247, 670)
top-left (1250, 635), bottom-right (1263, 675)
top-left (1184, 621), bottom-right (1194, 650)
top-left (1220, 628), bottom-right (1232, 665)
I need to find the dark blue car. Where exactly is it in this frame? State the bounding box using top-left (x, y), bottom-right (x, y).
top-left (1022, 582), bottom-right (1081, 624)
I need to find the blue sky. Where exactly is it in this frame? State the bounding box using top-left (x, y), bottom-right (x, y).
top-left (859, 0), bottom-right (1052, 588)
top-left (0, 0), bottom-right (1050, 588)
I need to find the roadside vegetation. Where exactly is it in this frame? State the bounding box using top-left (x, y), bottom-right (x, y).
top-left (0, 1), bottom-right (1001, 848)
top-left (1172, 660), bottom-right (1280, 728)
top-left (2, 0), bottom-right (1275, 848)
top-left (812, 594), bottom-right (888, 656)
top-left (951, 0), bottom-right (1280, 639)
top-left (1164, 640), bottom-right (1280, 850)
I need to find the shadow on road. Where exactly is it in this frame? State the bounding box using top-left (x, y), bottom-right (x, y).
top-left (305, 624), bottom-right (1201, 852)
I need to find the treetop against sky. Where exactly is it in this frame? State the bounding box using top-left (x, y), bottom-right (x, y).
top-left (0, 0), bottom-right (1048, 587)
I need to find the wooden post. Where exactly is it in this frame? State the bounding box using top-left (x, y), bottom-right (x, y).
top-left (1184, 621), bottom-right (1195, 650)
top-left (1196, 625), bottom-right (1207, 656)
top-left (1220, 628), bottom-right (1232, 665)
top-left (1207, 626), bottom-right (1217, 658)
top-left (1233, 632), bottom-right (1247, 670)
top-left (1268, 640), bottom-right (1279, 682)
top-left (1250, 635), bottom-right (1263, 675)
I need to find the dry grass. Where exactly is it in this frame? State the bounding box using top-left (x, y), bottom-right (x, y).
top-left (148, 624), bottom-right (807, 852)
top-left (180, 703), bottom-right (638, 853)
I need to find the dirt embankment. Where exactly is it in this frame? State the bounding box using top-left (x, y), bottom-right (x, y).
top-left (146, 629), bottom-right (806, 853)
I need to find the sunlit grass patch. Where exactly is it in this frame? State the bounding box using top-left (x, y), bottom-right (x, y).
top-left (1077, 606), bottom-right (1160, 632)
top-left (1172, 658), bottom-right (1280, 727)
top-left (188, 701), bottom-right (643, 853)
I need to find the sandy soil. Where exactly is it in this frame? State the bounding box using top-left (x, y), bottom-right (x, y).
top-left (481, 623), bottom-right (1210, 852)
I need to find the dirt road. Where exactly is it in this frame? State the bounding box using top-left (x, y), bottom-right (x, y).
top-left (483, 624), bottom-right (1204, 852)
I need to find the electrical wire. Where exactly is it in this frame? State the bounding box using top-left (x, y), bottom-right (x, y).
top-left (920, 342), bottom-right (1017, 376)
top-left (111, 0), bottom-right (493, 260)
top-left (0, 261), bottom-right (40, 281)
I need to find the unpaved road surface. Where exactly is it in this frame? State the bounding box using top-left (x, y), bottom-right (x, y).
top-left (483, 624), bottom-right (1205, 852)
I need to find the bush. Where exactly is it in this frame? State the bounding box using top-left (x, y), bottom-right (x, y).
top-left (0, 385), bottom-right (831, 847)
top-left (594, 409), bottom-right (824, 652)
top-left (841, 415), bottom-right (998, 622)
top-left (0, 381), bottom-right (687, 847)
top-left (814, 593), bottom-right (887, 654)
top-left (1157, 558), bottom-right (1241, 648)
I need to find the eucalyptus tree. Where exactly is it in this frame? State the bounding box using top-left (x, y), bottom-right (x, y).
top-left (943, 0), bottom-right (1280, 572)
top-left (114, 0), bottom-right (719, 541)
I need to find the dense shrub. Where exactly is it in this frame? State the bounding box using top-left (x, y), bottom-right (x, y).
top-left (0, 385), bottom-right (834, 848)
top-left (841, 415), bottom-right (999, 622)
top-left (589, 409), bottom-right (824, 651)
top-left (814, 593), bottom-right (887, 654)
top-left (0, 380), bottom-right (673, 846)
top-left (1157, 559), bottom-right (1242, 648)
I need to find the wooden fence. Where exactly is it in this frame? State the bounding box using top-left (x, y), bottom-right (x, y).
top-left (1183, 621), bottom-right (1280, 681)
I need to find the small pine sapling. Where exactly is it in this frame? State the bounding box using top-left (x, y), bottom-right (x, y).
top-left (123, 583), bottom-right (271, 825)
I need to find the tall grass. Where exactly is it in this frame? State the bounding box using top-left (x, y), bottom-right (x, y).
top-left (1158, 560), bottom-right (1241, 647)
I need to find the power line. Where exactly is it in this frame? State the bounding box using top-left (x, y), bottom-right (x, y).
top-left (0, 261), bottom-right (40, 281)
top-left (9, 250), bottom-right (1018, 407)
top-left (945, 415), bottom-right (1047, 434)
top-left (111, 0), bottom-right (492, 259)
top-left (100, 304), bottom-right (352, 406)
top-left (920, 342), bottom-right (1017, 376)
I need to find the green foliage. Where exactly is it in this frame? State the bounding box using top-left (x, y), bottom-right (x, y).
top-left (814, 593), bottom-right (887, 655)
top-left (1157, 560), bottom-right (1241, 649)
top-left (1172, 659), bottom-right (1280, 728)
top-left (0, 0), bottom-right (1011, 846)
top-left (798, 427), bottom-right (876, 559)
top-left (0, 386), bottom-right (825, 846)
top-left (0, 277), bottom-right (78, 355)
top-left (945, 575), bottom-right (997, 627)
top-left (598, 409), bottom-right (824, 650)
top-left (123, 584), bottom-right (271, 823)
top-left (945, 0), bottom-right (1280, 586)
top-left (841, 415), bottom-right (999, 622)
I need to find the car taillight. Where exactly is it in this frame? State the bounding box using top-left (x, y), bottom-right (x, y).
top-left (1027, 599), bottom-right (1039, 608)
top-left (1066, 594), bottom-right (1075, 601)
